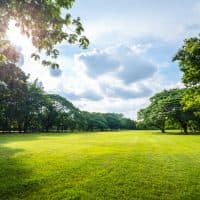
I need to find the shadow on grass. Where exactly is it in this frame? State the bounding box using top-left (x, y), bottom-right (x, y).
top-left (0, 144), bottom-right (40, 199)
top-left (0, 133), bottom-right (44, 144)
top-left (152, 131), bottom-right (200, 136)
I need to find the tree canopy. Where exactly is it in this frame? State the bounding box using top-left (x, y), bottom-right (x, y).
top-left (173, 36), bottom-right (200, 119)
top-left (0, 0), bottom-right (89, 67)
top-left (137, 89), bottom-right (198, 134)
top-left (173, 37), bottom-right (200, 86)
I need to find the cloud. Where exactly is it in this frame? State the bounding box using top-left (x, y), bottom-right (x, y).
top-left (50, 68), bottom-right (62, 77)
top-left (78, 49), bottom-right (119, 77)
top-left (77, 44), bottom-right (157, 84)
top-left (63, 89), bottom-right (103, 101)
top-left (81, 89), bottom-right (103, 101)
top-left (116, 54), bottom-right (156, 84)
top-left (101, 83), bottom-right (153, 99)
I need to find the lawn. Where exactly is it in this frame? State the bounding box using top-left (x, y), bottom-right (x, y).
top-left (0, 131), bottom-right (200, 200)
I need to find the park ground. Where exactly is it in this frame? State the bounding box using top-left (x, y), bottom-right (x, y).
top-left (0, 131), bottom-right (200, 200)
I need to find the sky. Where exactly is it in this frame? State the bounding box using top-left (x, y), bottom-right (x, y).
top-left (7, 0), bottom-right (200, 119)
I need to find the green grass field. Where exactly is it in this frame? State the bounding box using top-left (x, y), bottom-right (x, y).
top-left (0, 131), bottom-right (200, 200)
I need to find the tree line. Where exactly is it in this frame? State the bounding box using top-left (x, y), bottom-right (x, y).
top-left (0, 63), bottom-right (136, 133)
top-left (137, 37), bottom-right (200, 134)
top-left (0, 0), bottom-right (199, 134)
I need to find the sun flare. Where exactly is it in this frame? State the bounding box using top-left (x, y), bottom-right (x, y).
top-left (6, 20), bottom-right (32, 50)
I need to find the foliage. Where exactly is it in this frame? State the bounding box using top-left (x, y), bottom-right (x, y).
top-left (173, 36), bottom-right (200, 123)
top-left (0, 0), bottom-right (89, 68)
top-left (0, 63), bottom-right (29, 131)
top-left (137, 89), bottom-right (198, 133)
top-left (173, 37), bottom-right (200, 86)
top-left (83, 112), bottom-right (136, 131)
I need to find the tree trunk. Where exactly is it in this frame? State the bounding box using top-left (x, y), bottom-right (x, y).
top-left (183, 123), bottom-right (188, 134)
top-left (179, 120), bottom-right (188, 134)
top-left (18, 123), bottom-right (22, 133)
top-left (161, 128), bottom-right (165, 133)
top-left (23, 119), bottom-right (28, 133)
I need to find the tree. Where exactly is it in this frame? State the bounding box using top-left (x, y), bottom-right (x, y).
top-left (83, 112), bottom-right (108, 131)
top-left (138, 106), bottom-right (167, 133)
top-left (22, 80), bottom-right (46, 132)
top-left (161, 89), bottom-right (194, 134)
top-left (138, 92), bottom-right (169, 133)
top-left (137, 89), bottom-right (195, 134)
top-left (173, 37), bottom-right (200, 86)
top-left (0, 0), bottom-right (89, 67)
top-left (180, 87), bottom-right (200, 132)
top-left (173, 37), bottom-right (200, 126)
top-left (103, 113), bottom-right (122, 130)
top-left (40, 95), bottom-right (58, 132)
top-left (45, 94), bottom-right (80, 132)
top-left (0, 63), bottom-right (28, 132)
top-left (0, 80), bottom-right (9, 131)
top-left (120, 117), bottom-right (136, 130)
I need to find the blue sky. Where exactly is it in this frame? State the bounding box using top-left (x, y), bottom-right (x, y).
top-left (9, 0), bottom-right (200, 119)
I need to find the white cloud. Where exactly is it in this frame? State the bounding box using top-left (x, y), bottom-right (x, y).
top-left (100, 82), bottom-right (152, 99)
top-left (78, 44), bottom-right (157, 84)
top-left (63, 89), bottom-right (103, 101)
top-left (78, 49), bottom-right (119, 77)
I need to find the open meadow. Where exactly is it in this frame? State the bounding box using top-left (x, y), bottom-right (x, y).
top-left (0, 131), bottom-right (200, 200)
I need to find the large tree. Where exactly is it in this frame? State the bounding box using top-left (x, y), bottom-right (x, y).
top-left (22, 80), bottom-right (46, 132)
top-left (161, 89), bottom-right (194, 134)
top-left (137, 89), bottom-right (195, 134)
top-left (138, 103), bottom-right (167, 133)
top-left (173, 37), bottom-right (200, 86)
top-left (173, 37), bottom-right (200, 119)
top-left (0, 0), bottom-right (89, 67)
top-left (0, 63), bottom-right (28, 132)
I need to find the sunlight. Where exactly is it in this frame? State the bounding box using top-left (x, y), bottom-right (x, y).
top-left (6, 20), bottom-right (32, 50)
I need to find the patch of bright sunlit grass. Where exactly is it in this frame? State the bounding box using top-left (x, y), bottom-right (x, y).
top-left (0, 131), bottom-right (200, 199)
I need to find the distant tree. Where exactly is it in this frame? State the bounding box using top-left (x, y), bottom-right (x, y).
top-left (41, 94), bottom-right (84, 132)
top-left (103, 113), bottom-right (122, 130)
top-left (137, 89), bottom-right (195, 134)
top-left (137, 92), bottom-right (169, 133)
top-left (120, 117), bottom-right (136, 130)
top-left (82, 112), bottom-right (136, 131)
top-left (83, 112), bottom-right (108, 131)
top-left (161, 89), bottom-right (194, 134)
top-left (23, 80), bottom-right (46, 132)
top-left (138, 106), bottom-right (167, 133)
top-left (40, 95), bottom-right (58, 132)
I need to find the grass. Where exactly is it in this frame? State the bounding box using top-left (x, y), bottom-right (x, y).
top-left (0, 131), bottom-right (200, 200)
